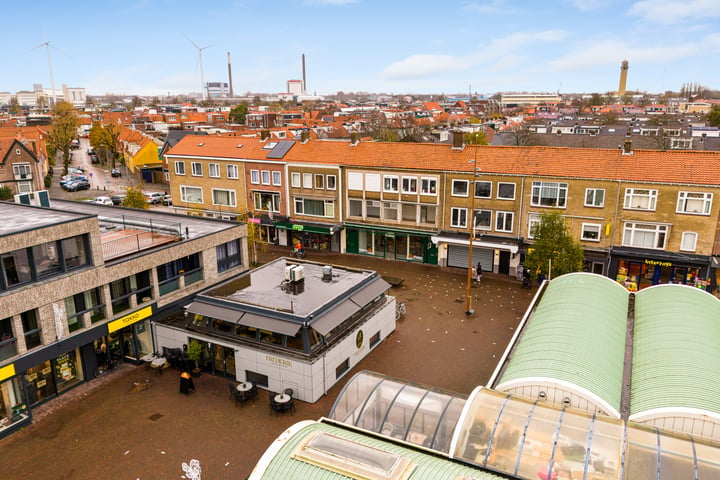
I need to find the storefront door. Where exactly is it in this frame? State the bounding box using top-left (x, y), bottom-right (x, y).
top-left (210, 344), bottom-right (236, 378)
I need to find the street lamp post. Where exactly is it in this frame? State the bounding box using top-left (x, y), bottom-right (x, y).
top-left (465, 155), bottom-right (480, 316)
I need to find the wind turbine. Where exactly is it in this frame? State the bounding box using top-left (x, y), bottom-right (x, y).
top-left (31, 40), bottom-right (57, 107)
top-left (188, 39), bottom-right (213, 101)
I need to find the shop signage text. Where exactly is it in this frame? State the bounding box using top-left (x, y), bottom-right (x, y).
top-left (266, 354), bottom-right (292, 367)
top-left (108, 305), bottom-right (153, 333)
top-left (644, 259), bottom-right (672, 267)
top-left (0, 363), bottom-right (16, 382)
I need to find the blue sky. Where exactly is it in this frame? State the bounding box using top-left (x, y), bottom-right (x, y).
top-left (2, 0), bottom-right (719, 97)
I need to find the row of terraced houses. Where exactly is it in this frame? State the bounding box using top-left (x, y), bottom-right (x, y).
top-left (164, 132), bottom-right (720, 293)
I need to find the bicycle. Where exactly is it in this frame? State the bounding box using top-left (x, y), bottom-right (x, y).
top-left (395, 301), bottom-right (407, 320)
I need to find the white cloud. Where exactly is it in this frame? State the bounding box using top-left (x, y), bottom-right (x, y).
top-left (548, 40), bottom-right (698, 70)
top-left (566, 0), bottom-right (607, 11)
top-left (628, 0), bottom-right (720, 24)
top-left (383, 54), bottom-right (469, 79)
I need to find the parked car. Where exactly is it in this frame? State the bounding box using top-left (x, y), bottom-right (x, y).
top-left (110, 194), bottom-right (126, 205)
top-left (162, 194), bottom-right (172, 206)
top-left (111, 168), bottom-right (121, 177)
top-left (144, 192), bottom-right (164, 204)
top-left (60, 175), bottom-right (87, 188)
top-left (92, 196), bottom-right (113, 205)
top-left (90, 154), bottom-right (99, 164)
top-left (70, 139), bottom-right (80, 149)
top-left (65, 179), bottom-right (90, 192)
top-left (87, 146), bottom-right (95, 155)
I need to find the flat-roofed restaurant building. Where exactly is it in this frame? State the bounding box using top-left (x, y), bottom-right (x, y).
top-left (154, 258), bottom-right (395, 402)
top-left (0, 200), bottom-right (247, 439)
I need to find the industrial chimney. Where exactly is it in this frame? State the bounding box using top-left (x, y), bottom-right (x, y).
top-left (227, 52), bottom-right (234, 97)
top-left (302, 54), bottom-right (307, 94)
top-left (618, 60), bottom-right (629, 97)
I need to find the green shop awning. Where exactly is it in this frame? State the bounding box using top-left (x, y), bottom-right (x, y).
top-left (275, 222), bottom-right (342, 234)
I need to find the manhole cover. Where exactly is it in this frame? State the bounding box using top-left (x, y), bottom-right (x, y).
top-left (148, 413), bottom-right (163, 421)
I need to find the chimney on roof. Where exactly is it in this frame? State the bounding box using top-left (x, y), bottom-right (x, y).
top-left (260, 130), bottom-right (270, 141)
top-left (302, 54), bottom-right (307, 95)
top-left (451, 130), bottom-right (464, 150)
top-left (623, 139), bottom-right (633, 155)
top-left (300, 130), bottom-right (310, 143)
top-left (227, 52), bottom-right (234, 97)
top-left (350, 132), bottom-right (360, 145)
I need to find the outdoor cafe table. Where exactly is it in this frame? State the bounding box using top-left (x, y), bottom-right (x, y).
top-left (151, 356), bottom-right (167, 374)
top-left (274, 393), bottom-right (291, 404)
top-left (236, 381), bottom-right (254, 393)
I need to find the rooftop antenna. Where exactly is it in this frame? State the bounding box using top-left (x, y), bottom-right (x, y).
top-left (31, 40), bottom-right (57, 107)
top-left (188, 38), bottom-right (213, 101)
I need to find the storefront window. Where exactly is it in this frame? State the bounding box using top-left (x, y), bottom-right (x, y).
top-left (409, 236), bottom-right (425, 262)
top-left (54, 350), bottom-right (83, 393)
top-left (25, 361), bottom-right (56, 405)
top-left (0, 376), bottom-right (28, 431)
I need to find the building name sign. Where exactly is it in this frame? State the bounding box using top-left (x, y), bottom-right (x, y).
top-left (644, 259), bottom-right (672, 267)
top-left (266, 354), bottom-right (292, 368)
top-left (108, 305), bottom-right (153, 333)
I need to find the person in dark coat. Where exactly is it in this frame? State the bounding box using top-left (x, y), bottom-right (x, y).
top-left (179, 370), bottom-right (195, 394)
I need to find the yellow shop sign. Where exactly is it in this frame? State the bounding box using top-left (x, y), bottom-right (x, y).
top-left (108, 305), bottom-right (153, 333)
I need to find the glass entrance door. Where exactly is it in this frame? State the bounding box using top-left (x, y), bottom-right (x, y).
top-left (210, 344), bottom-right (236, 378)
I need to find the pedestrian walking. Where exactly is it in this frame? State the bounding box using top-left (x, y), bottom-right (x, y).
top-left (476, 262), bottom-right (483, 283)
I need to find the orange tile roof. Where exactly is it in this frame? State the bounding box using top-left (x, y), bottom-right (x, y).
top-left (165, 136), bottom-right (720, 185)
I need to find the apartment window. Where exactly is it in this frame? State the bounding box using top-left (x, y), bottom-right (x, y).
top-left (347, 172), bottom-right (363, 190)
top-left (383, 175), bottom-right (398, 193)
top-left (452, 179), bottom-right (469, 197)
top-left (208, 163), bottom-right (220, 178)
top-left (250, 170), bottom-right (260, 184)
top-left (174, 161), bottom-right (186, 175)
top-left (401, 176), bottom-right (418, 194)
top-left (13, 163), bottom-right (31, 177)
top-left (348, 198), bottom-right (363, 217)
top-left (191, 162), bottom-right (202, 176)
top-left (216, 240), bottom-right (241, 273)
top-left (212, 189), bottom-right (236, 207)
top-left (17, 182), bottom-right (32, 193)
top-left (366, 200), bottom-right (380, 218)
top-left (261, 170), bottom-right (271, 185)
top-left (585, 188), bottom-right (605, 207)
top-left (421, 177), bottom-right (437, 195)
top-left (497, 182), bottom-right (515, 200)
top-left (157, 253), bottom-right (202, 295)
top-left (451, 207), bottom-right (467, 228)
top-left (326, 175), bottom-right (336, 190)
top-left (622, 222), bottom-right (667, 249)
top-left (365, 173), bottom-right (381, 192)
top-left (495, 211), bottom-right (513, 232)
top-left (295, 198), bottom-right (334, 217)
top-left (581, 223), bottom-right (601, 242)
top-left (474, 209), bottom-right (492, 230)
top-left (624, 188), bottom-right (657, 210)
top-left (272, 171), bottom-right (282, 186)
top-left (401, 204), bottom-right (416, 222)
top-left (474, 181), bottom-right (491, 198)
top-left (253, 192), bottom-right (281, 212)
top-left (302, 173), bottom-right (313, 188)
top-left (226, 164), bottom-right (238, 179)
top-left (671, 139), bottom-right (692, 150)
top-left (21, 309), bottom-right (41, 349)
top-left (2, 249), bottom-right (32, 288)
top-left (65, 288), bottom-right (104, 331)
top-left (180, 186), bottom-right (203, 203)
top-left (676, 191), bottom-right (712, 215)
top-left (110, 271), bottom-right (152, 315)
top-left (314, 174), bottom-right (324, 189)
top-left (382, 202), bottom-right (399, 221)
top-left (291, 172), bottom-right (301, 187)
top-left (531, 181), bottom-right (567, 208)
top-left (528, 213), bottom-right (541, 239)
top-left (680, 232), bottom-right (698, 252)
top-left (420, 205), bottom-right (437, 225)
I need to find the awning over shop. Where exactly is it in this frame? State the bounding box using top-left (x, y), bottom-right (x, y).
top-left (344, 222), bottom-right (436, 237)
top-left (275, 222), bottom-right (342, 234)
top-left (310, 299), bottom-right (361, 336)
top-left (431, 234), bottom-right (519, 254)
top-left (186, 302), bottom-right (243, 323)
top-left (350, 277), bottom-right (391, 305)
top-left (610, 246), bottom-right (711, 265)
top-left (238, 312), bottom-right (302, 337)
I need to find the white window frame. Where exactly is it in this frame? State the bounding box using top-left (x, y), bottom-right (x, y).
top-left (261, 170), bottom-right (271, 185)
top-left (622, 222), bottom-right (668, 250)
top-left (250, 169), bottom-right (260, 184)
top-left (302, 173), bottom-right (313, 188)
top-left (451, 207), bottom-right (467, 228)
top-left (12, 163), bottom-right (31, 177)
top-left (208, 163), bottom-right (220, 178)
top-left (624, 188), bottom-right (657, 211)
top-left (585, 188), bottom-right (605, 207)
top-left (680, 232), bottom-right (697, 252)
top-left (676, 191), bottom-right (712, 215)
top-left (420, 177), bottom-right (437, 195)
top-left (294, 197), bottom-right (335, 218)
top-left (174, 161), bottom-right (186, 175)
top-left (528, 213), bottom-right (541, 239)
top-left (383, 175), bottom-right (398, 193)
top-left (180, 185), bottom-right (203, 204)
top-left (191, 162), bottom-right (202, 177)
top-left (581, 223), bottom-right (602, 242)
top-left (531, 181), bottom-right (568, 208)
top-left (348, 198), bottom-right (363, 217)
top-left (291, 172), bottom-right (301, 187)
top-left (401, 176), bottom-right (418, 194)
top-left (226, 164), bottom-right (238, 179)
top-left (497, 182), bottom-right (515, 200)
top-left (314, 174), bottom-right (324, 189)
top-left (326, 174), bottom-right (337, 190)
top-left (474, 180), bottom-right (492, 199)
top-left (347, 172), bottom-right (363, 190)
top-left (419, 205), bottom-right (437, 225)
top-left (365, 173), bottom-right (381, 192)
top-left (17, 181), bottom-right (33, 193)
top-left (671, 138), bottom-right (692, 150)
top-left (212, 188), bottom-right (236, 207)
top-left (382, 202), bottom-right (399, 221)
top-left (272, 171), bottom-right (282, 186)
top-left (452, 179), bottom-right (469, 197)
top-left (495, 211), bottom-right (514, 233)
top-left (253, 191), bottom-right (281, 212)
top-left (474, 209), bottom-right (492, 231)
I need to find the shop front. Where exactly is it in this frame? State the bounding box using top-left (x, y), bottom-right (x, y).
top-left (609, 247), bottom-right (713, 292)
top-left (276, 221), bottom-right (342, 253)
top-left (345, 223), bottom-right (438, 264)
top-left (0, 365), bottom-right (29, 437)
top-left (431, 232), bottom-right (520, 276)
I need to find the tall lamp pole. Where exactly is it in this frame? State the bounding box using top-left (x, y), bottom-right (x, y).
top-left (465, 154), bottom-right (479, 315)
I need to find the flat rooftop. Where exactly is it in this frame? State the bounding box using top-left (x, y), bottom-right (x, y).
top-left (203, 258), bottom-right (380, 317)
top-left (0, 202), bottom-right (92, 237)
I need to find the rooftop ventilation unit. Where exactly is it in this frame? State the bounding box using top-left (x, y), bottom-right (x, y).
top-left (285, 264), bottom-right (305, 283)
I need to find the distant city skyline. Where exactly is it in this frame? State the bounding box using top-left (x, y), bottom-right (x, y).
top-left (1, 0), bottom-right (718, 97)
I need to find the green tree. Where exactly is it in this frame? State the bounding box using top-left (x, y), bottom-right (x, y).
top-left (464, 130), bottom-right (488, 145)
top-left (706, 104), bottom-right (720, 128)
top-left (240, 212), bottom-right (267, 266)
top-left (8, 96), bottom-right (21, 115)
top-left (122, 185), bottom-right (148, 209)
top-left (47, 101), bottom-right (80, 175)
top-left (89, 122), bottom-right (120, 168)
top-left (0, 185), bottom-right (13, 200)
top-left (228, 102), bottom-right (249, 124)
top-left (524, 211), bottom-right (585, 280)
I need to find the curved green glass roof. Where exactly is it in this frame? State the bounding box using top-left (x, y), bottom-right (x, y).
top-left (495, 273), bottom-right (628, 416)
top-left (631, 285), bottom-right (720, 419)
